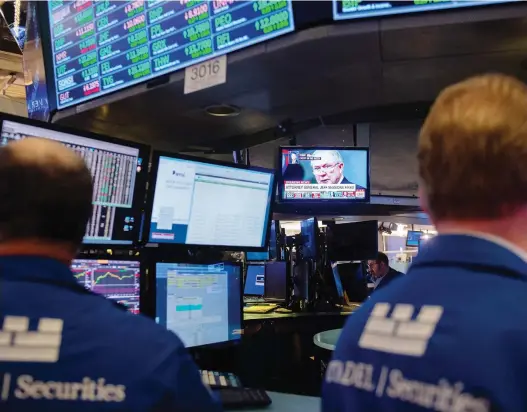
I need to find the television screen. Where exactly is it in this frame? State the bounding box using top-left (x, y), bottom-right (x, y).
top-left (71, 259), bottom-right (141, 314)
top-left (148, 153), bottom-right (274, 249)
top-left (326, 221), bottom-right (378, 261)
top-left (406, 231), bottom-right (423, 247)
top-left (279, 146), bottom-right (369, 202)
top-left (332, 0), bottom-right (516, 21)
top-left (155, 261), bottom-right (242, 348)
top-left (246, 251), bottom-right (270, 261)
top-left (0, 114), bottom-right (149, 245)
top-left (244, 264), bottom-right (265, 296)
top-left (47, 1), bottom-right (295, 110)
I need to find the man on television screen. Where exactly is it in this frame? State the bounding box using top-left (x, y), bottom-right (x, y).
top-left (290, 152), bottom-right (299, 164)
top-left (310, 150), bottom-right (362, 187)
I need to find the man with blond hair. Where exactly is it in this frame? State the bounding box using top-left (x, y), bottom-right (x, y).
top-left (322, 74), bottom-right (527, 411)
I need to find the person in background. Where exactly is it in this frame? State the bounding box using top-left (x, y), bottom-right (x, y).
top-left (367, 251), bottom-right (404, 292)
top-left (322, 73), bottom-right (527, 411)
top-left (0, 139), bottom-right (220, 411)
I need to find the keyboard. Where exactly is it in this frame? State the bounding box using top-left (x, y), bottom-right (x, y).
top-left (213, 388), bottom-right (272, 410)
top-left (243, 304), bottom-right (278, 314)
top-left (200, 370), bottom-right (242, 388)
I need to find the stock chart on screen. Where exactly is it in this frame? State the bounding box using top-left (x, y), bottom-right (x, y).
top-left (0, 118), bottom-right (144, 245)
top-left (71, 259), bottom-right (141, 314)
top-left (48, 0), bottom-right (295, 109)
top-left (332, 0), bottom-right (516, 20)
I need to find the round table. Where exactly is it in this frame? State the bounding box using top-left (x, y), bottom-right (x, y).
top-left (313, 328), bottom-right (342, 351)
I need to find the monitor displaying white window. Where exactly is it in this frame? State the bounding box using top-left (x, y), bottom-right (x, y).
top-left (148, 154), bottom-right (274, 248)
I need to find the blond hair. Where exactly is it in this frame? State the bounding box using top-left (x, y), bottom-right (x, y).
top-left (419, 73), bottom-right (527, 220)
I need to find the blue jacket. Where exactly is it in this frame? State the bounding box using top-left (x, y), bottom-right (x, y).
top-left (323, 234), bottom-right (527, 412)
top-left (0, 256), bottom-right (221, 411)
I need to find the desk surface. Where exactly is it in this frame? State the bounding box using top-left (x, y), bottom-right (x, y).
top-left (313, 328), bottom-right (342, 351)
top-left (244, 309), bottom-right (356, 321)
top-left (244, 391), bottom-right (320, 412)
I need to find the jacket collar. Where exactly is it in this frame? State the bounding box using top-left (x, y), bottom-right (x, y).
top-left (0, 256), bottom-right (75, 283)
top-left (414, 234), bottom-right (527, 279)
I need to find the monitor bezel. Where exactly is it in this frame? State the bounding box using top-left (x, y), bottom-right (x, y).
top-left (72, 251), bottom-right (147, 315)
top-left (0, 113), bottom-right (151, 247)
top-left (145, 150), bottom-right (276, 251)
top-left (406, 230), bottom-right (424, 248)
top-left (277, 145), bottom-right (371, 204)
top-left (244, 262), bottom-right (266, 297)
top-left (151, 257), bottom-right (244, 350)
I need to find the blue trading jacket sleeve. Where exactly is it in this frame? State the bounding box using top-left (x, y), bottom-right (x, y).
top-left (152, 345), bottom-right (223, 412)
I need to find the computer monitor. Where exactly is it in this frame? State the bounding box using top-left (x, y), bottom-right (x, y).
top-left (0, 114), bottom-right (149, 245)
top-left (244, 264), bottom-right (265, 296)
top-left (147, 152), bottom-right (275, 249)
top-left (336, 262), bottom-right (369, 303)
top-left (331, 264), bottom-right (345, 299)
top-left (326, 221), bottom-right (378, 261)
top-left (406, 231), bottom-right (423, 248)
top-left (264, 261), bottom-right (288, 301)
top-left (155, 261), bottom-right (242, 348)
top-left (300, 217), bottom-right (318, 259)
top-left (70, 259), bottom-right (141, 314)
top-left (246, 251), bottom-right (270, 261)
top-left (278, 146), bottom-right (370, 202)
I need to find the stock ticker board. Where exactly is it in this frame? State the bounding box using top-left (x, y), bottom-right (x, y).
top-left (49, 0), bottom-right (295, 109)
top-left (332, 0), bottom-right (515, 20)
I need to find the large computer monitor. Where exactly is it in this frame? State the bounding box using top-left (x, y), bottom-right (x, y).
top-left (147, 152), bottom-right (275, 250)
top-left (155, 261), bottom-right (242, 348)
top-left (264, 261), bottom-right (288, 301)
top-left (70, 259), bottom-right (141, 314)
top-left (0, 114), bottom-right (149, 245)
top-left (326, 221), bottom-right (378, 261)
top-left (244, 264), bottom-right (265, 296)
top-left (278, 146), bottom-right (370, 203)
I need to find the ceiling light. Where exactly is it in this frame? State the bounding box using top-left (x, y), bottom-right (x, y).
top-left (205, 104), bottom-right (240, 117)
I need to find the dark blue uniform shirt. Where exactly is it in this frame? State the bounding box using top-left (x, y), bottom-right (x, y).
top-left (323, 234), bottom-right (527, 412)
top-left (0, 256), bottom-right (221, 411)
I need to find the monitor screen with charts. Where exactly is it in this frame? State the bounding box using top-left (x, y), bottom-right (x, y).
top-left (155, 261), bottom-right (242, 348)
top-left (244, 264), bottom-right (265, 296)
top-left (332, 1), bottom-right (516, 21)
top-left (71, 259), bottom-right (141, 314)
top-left (0, 114), bottom-right (149, 245)
top-left (47, 1), bottom-right (295, 110)
top-left (148, 153), bottom-right (275, 249)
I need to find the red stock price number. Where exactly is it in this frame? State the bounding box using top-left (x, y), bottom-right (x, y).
top-left (185, 3), bottom-right (208, 21)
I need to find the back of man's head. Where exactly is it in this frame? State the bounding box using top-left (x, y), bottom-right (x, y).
top-left (0, 138), bottom-right (93, 251)
top-left (419, 74), bottom-right (527, 222)
top-left (376, 252), bottom-right (389, 266)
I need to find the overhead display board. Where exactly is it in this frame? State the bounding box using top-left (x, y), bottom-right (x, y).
top-left (333, 0), bottom-right (516, 21)
top-left (48, 0), bottom-right (295, 110)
